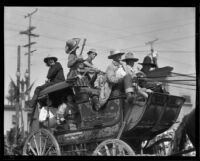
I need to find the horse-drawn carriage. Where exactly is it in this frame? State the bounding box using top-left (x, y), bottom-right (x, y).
top-left (22, 74), bottom-right (186, 156)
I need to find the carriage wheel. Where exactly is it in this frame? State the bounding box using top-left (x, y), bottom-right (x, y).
top-left (151, 138), bottom-right (172, 156)
top-left (92, 139), bottom-right (135, 156)
top-left (23, 128), bottom-right (61, 156)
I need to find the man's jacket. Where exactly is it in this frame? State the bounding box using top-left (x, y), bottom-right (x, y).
top-left (47, 62), bottom-right (65, 83)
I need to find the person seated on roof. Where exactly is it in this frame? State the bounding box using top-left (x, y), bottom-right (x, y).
top-left (98, 50), bottom-right (136, 107)
top-left (65, 38), bottom-right (101, 111)
top-left (138, 50), bottom-right (169, 93)
top-left (29, 55), bottom-right (65, 109)
top-left (121, 52), bottom-right (152, 98)
top-left (83, 48), bottom-right (101, 87)
top-left (139, 49), bottom-right (158, 75)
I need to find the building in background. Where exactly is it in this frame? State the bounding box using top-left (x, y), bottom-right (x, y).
top-left (4, 105), bottom-right (32, 135)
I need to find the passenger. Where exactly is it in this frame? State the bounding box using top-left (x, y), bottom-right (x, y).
top-left (138, 50), bottom-right (165, 93)
top-left (65, 38), bottom-right (84, 80)
top-left (139, 50), bottom-right (158, 75)
top-left (100, 50), bottom-right (136, 106)
top-left (29, 55), bottom-right (65, 109)
top-left (39, 99), bottom-right (57, 128)
top-left (83, 48), bottom-right (100, 87)
top-left (57, 95), bottom-right (78, 130)
top-left (121, 52), bottom-right (152, 98)
top-left (65, 38), bottom-right (100, 111)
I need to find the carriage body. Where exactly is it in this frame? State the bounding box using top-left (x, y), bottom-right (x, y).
top-left (23, 79), bottom-right (185, 156)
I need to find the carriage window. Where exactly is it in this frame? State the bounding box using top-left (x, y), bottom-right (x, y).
top-left (49, 87), bottom-right (75, 107)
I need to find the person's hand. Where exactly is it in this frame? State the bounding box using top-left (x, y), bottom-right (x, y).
top-left (146, 89), bottom-right (153, 93)
top-left (45, 79), bottom-right (50, 83)
top-left (152, 51), bottom-right (158, 59)
top-left (136, 71), bottom-right (146, 79)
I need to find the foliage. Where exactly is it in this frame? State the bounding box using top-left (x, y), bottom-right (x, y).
top-left (5, 78), bottom-right (18, 105)
top-left (4, 127), bottom-right (26, 155)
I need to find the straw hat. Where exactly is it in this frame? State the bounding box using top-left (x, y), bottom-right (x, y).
top-left (108, 50), bottom-right (125, 59)
top-left (121, 52), bottom-right (139, 62)
top-left (65, 38), bottom-right (81, 54)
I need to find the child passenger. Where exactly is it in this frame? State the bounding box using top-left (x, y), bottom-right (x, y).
top-left (57, 94), bottom-right (79, 130)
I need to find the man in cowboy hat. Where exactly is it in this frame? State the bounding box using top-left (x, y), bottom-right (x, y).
top-left (65, 38), bottom-right (84, 80)
top-left (139, 50), bottom-right (158, 75)
top-left (121, 52), bottom-right (139, 78)
top-left (83, 48), bottom-right (100, 87)
top-left (121, 52), bottom-right (152, 98)
top-left (30, 55), bottom-right (65, 109)
top-left (65, 38), bottom-right (101, 111)
top-left (103, 50), bottom-right (136, 105)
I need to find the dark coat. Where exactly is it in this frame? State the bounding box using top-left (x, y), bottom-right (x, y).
top-left (47, 62), bottom-right (65, 83)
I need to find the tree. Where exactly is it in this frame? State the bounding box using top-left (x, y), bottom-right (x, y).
top-left (6, 78), bottom-right (18, 105)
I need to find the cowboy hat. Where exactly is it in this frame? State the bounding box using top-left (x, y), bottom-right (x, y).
top-left (43, 55), bottom-right (58, 64)
top-left (65, 38), bottom-right (81, 54)
top-left (121, 52), bottom-right (139, 62)
top-left (138, 55), bottom-right (157, 67)
top-left (87, 48), bottom-right (97, 56)
top-left (108, 50), bottom-right (125, 59)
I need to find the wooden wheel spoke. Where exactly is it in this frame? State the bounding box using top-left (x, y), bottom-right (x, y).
top-left (112, 143), bottom-right (117, 156)
top-left (41, 135), bottom-right (49, 155)
top-left (39, 131), bottom-right (42, 155)
top-left (33, 134), bottom-right (40, 155)
top-left (118, 145), bottom-right (125, 156)
top-left (104, 145), bottom-right (111, 156)
top-left (45, 144), bottom-right (54, 155)
top-left (93, 139), bottom-right (135, 156)
top-left (27, 143), bottom-right (37, 155)
top-left (97, 151), bottom-right (102, 156)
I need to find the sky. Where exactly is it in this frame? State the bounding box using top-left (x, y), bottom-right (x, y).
top-left (4, 7), bottom-right (196, 104)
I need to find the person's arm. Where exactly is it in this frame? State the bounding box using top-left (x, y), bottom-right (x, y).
top-left (67, 54), bottom-right (83, 68)
top-left (47, 62), bottom-right (62, 79)
top-left (83, 61), bottom-right (99, 71)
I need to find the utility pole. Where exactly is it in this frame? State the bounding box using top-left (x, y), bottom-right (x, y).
top-left (20, 8), bottom-right (39, 100)
top-left (15, 45), bottom-right (21, 145)
top-left (145, 38), bottom-right (159, 52)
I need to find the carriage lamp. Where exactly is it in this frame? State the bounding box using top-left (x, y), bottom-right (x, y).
top-left (24, 70), bottom-right (29, 80)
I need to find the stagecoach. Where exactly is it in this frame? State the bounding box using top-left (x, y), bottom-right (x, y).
top-left (22, 68), bottom-right (186, 156)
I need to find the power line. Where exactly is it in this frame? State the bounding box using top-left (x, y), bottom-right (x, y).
top-left (90, 22), bottom-right (194, 45)
top-left (124, 35), bottom-right (195, 50)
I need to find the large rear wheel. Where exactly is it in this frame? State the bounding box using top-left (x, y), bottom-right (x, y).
top-left (23, 128), bottom-right (61, 156)
top-left (92, 139), bottom-right (135, 156)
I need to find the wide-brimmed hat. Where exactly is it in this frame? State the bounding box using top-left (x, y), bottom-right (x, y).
top-left (87, 48), bottom-right (97, 56)
top-left (65, 38), bottom-right (81, 54)
top-left (122, 52), bottom-right (139, 62)
top-left (43, 55), bottom-right (58, 64)
top-left (138, 55), bottom-right (157, 67)
top-left (108, 50), bottom-right (125, 59)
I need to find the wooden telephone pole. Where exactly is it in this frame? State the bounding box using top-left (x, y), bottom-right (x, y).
top-left (20, 8), bottom-right (39, 100)
top-left (145, 38), bottom-right (159, 52)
